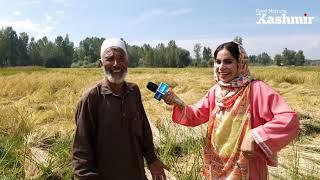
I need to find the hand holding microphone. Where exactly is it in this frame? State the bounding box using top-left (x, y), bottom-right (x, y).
top-left (146, 82), bottom-right (185, 109)
top-left (163, 90), bottom-right (184, 107)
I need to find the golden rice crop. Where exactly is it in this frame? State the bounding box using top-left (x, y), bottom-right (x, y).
top-left (0, 66), bottom-right (319, 179)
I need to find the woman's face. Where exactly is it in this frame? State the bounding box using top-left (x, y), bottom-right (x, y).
top-left (214, 48), bottom-right (238, 83)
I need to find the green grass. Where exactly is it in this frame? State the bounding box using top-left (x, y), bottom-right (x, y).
top-left (0, 136), bottom-right (25, 179)
top-left (156, 121), bottom-right (204, 179)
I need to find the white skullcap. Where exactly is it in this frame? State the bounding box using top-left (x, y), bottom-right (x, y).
top-left (100, 38), bottom-right (127, 58)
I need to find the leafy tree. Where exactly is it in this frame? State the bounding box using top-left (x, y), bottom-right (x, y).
top-left (294, 50), bottom-right (305, 66)
top-left (202, 46), bottom-right (212, 62)
top-left (17, 32), bottom-right (29, 65)
top-left (282, 48), bottom-right (296, 65)
top-left (62, 34), bottom-right (74, 67)
top-left (28, 37), bottom-right (42, 65)
top-left (193, 43), bottom-right (202, 66)
top-left (178, 49), bottom-right (191, 67)
top-left (256, 52), bottom-right (272, 65)
top-left (154, 43), bottom-right (166, 67)
top-left (134, 40), bottom-right (191, 67)
top-left (0, 27), bottom-right (19, 66)
top-left (233, 36), bottom-right (243, 45)
top-left (140, 44), bottom-right (153, 67)
top-left (167, 40), bottom-right (178, 67)
top-left (75, 37), bottom-right (105, 64)
top-left (248, 55), bottom-right (257, 65)
top-left (127, 45), bottom-right (140, 67)
top-left (274, 54), bottom-right (282, 66)
top-left (54, 36), bottom-right (65, 66)
top-left (0, 30), bottom-right (4, 66)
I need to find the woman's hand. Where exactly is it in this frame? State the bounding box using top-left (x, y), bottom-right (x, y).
top-left (163, 90), bottom-right (186, 109)
top-left (240, 130), bottom-right (256, 159)
top-left (163, 89), bottom-right (175, 105)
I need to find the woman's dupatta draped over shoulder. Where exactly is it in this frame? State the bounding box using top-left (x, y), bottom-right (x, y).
top-left (202, 42), bottom-right (253, 179)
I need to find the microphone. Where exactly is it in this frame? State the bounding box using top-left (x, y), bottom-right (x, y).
top-left (146, 82), bottom-right (158, 93)
top-left (146, 82), bottom-right (185, 108)
top-left (147, 82), bottom-right (169, 101)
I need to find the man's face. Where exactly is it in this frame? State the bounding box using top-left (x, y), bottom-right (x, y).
top-left (101, 47), bottom-right (128, 84)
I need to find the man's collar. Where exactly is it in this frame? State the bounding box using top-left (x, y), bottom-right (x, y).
top-left (101, 80), bottom-right (134, 95)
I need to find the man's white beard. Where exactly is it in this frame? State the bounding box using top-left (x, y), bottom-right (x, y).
top-left (103, 68), bottom-right (127, 84)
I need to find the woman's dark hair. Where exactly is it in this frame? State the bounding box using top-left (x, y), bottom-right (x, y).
top-left (213, 41), bottom-right (240, 61)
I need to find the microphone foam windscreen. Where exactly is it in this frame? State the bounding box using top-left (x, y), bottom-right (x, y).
top-left (146, 82), bottom-right (158, 92)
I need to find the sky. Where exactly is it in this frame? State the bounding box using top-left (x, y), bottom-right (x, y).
top-left (0, 0), bottom-right (320, 59)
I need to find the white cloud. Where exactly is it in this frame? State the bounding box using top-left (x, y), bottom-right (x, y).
top-left (0, 18), bottom-right (54, 39)
top-left (311, 40), bottom-right (320, 48)
top-left (49, 0), bottom-right (66, 3)
top-left (46, 15), bottom-right (53, 23)
top-left (56, 10), bottom-right (64, 15)
top-left (17, 0), bottom-right (40, 6)
top-left (49, 0), bottom-right (72, 7)
top-left (167, 9), bottom-right (192, 16)
top-left (13, 11), bottom-right (21, 16)
top-left (134, 8), bottom-right (192, 24)
top-left (134, 10), bottom-right (166, 23)
top-left (63, 3), bottom-right (72, 7)
top-left (129, 34), bottom-right (320, 60)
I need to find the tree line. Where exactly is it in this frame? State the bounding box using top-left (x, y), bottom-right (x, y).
top-left (0, 27), bottom-right (317, 68)
top-left (248, 49), bottom-right (306, 66)
top-left (0, 27), bottom-right (192, 68)
top-left (234, 36), bottom-right (307, 66)
top-left (0, 27), bottom-right (74, 67)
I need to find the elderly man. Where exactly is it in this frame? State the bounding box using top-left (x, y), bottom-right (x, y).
top-left (72, 38), bottom-right (167, 180)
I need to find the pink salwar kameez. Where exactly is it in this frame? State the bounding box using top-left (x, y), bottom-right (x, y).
top-left (171, 81), bottom-right (300, 179)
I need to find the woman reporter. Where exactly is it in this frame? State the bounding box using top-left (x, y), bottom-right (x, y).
top-left (163, 41), bottom-right (300, 179)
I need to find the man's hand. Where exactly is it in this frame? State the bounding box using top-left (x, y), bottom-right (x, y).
top-left (148, 159), bottom-right (169, 180)
top-left (240, 130), bottom-right (255, 159)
